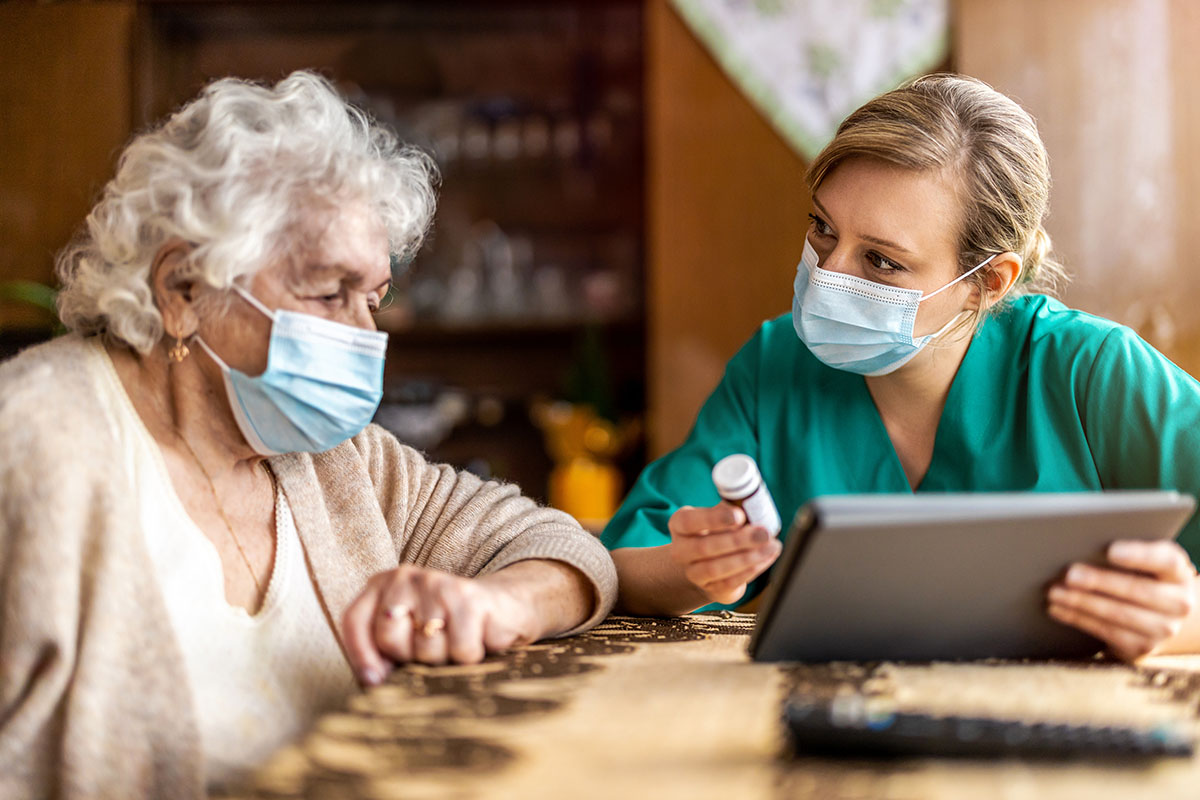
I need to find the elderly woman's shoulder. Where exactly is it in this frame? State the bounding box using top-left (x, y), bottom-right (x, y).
top-left (0, 335), bottom-right (111, 442)
top-left (335, 422), bottom-right (435, 475)
top-left (0, 334), bottom-right (101, 393)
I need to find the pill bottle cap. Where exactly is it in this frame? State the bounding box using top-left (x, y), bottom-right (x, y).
top-left (712, 454), bottom-right (760, 499)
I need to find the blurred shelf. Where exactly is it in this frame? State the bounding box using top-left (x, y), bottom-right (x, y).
top-left (379, 315), bottom-right (641, 341)
top-left (382, 321), bottom-right (644, 407)
top-left (434, 172), bottom-right (642, 232)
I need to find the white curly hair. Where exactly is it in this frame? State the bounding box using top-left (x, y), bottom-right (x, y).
top-left (55, 70), bottom-right (438, 353)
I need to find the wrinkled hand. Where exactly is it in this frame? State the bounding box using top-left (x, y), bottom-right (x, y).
top-left (343, 565), bottom-right (537, 684)
top-left (1047, 539), bottom-right (1198, 662)
top-left (668, 502), bottom-right (782, 606)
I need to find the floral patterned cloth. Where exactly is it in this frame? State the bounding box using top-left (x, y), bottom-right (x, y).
top-left (670, 0), bottom-right (949, 159)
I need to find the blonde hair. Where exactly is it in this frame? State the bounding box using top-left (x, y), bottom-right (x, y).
top-left (56, 71), bottom-right (438, 353)
top-left (807, 73), bottom-right (1066, 322)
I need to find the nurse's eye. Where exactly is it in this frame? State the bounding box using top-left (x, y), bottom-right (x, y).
top-left (807, 213), bottom-right (835, 238)
top-left (866, 251), bottom-right (906, 273)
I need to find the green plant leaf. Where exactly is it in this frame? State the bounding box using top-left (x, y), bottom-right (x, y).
top-left (0, 280), bottom-right (63, 330)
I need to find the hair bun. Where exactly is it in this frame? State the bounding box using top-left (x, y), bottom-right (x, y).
top-left (1025, 227), bottom-right (1051, 277)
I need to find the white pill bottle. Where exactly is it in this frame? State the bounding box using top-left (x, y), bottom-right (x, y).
top-left (711, 454), bottom-right (782, 537)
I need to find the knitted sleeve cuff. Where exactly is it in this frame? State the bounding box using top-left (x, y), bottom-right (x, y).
top-left (477, 524), bottom-right (618, 637)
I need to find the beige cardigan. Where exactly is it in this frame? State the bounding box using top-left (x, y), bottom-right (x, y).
top-left (0, 335), bottom-right (617, 799)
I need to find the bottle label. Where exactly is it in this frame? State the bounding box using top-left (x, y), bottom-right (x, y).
top-left (742, 485), bottom-right (782, 537)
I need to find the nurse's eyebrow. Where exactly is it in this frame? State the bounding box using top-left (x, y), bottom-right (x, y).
top-left (812, 196), bottom-right (913, 255)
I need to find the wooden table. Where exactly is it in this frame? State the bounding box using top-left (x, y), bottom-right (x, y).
top-left (226, 614), bottom-right (1200, 800)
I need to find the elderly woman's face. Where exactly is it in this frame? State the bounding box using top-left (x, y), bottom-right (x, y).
top-left (198, 202), bottom-right (391, 377)
top-left (807, 157), bottom-right (973, 338)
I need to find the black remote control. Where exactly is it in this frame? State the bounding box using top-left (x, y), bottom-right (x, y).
top-left (785, 694), bottom-right (1194, 759)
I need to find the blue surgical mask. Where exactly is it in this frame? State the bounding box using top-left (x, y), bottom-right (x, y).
top-left (195, 286), bottom-right (388, 455)
top-left (792, 239), bottom-right (994, 376)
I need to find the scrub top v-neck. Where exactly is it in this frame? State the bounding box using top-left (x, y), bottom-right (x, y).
top-left (601, 294), bottom-right (1200, 610)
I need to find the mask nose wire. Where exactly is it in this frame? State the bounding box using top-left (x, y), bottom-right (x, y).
top-left (806, 239), bottom-right (851, 275)
top-left (918, 253), bottom-right (997, 302)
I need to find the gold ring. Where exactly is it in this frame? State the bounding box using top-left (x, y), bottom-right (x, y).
top-left (420, 618), bottom-right (446, 637)
top-left (384, 603), bottom-right (411, 620)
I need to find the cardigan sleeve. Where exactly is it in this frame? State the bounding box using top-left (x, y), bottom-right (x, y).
top-left (351, 425), bottom-right (617, 635)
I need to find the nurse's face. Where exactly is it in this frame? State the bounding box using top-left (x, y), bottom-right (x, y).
top-left (807, 157), bottom-right (975, 338)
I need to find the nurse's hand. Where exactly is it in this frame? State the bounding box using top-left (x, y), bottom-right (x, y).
top-left (668, 502), bottom-right (783, 605)
top-left (1046, 540), bottom-right (1198, 662)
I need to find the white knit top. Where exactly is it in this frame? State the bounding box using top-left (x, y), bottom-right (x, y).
top-left (97, 348), bottom-right (358, 791)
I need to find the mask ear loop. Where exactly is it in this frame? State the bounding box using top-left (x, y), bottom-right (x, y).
top-left (915, 254), bottom-right (998, 349)
top-left (193, 285), bottom-right (276, 371)
top-left (232, 285), bottom-right (277, 321)
top-left (193, 336), bottom-right (232, 372)
top-left (919, 253), bottom-right (997, 301)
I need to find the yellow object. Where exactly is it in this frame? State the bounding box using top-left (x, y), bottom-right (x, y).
top-left (531, 400), bottom-right (640, 524)
top-left (550, 455), bottom-right (623, 522)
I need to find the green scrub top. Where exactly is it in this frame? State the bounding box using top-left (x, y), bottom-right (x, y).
top-left (601, 295), bottom-right (1200, 610)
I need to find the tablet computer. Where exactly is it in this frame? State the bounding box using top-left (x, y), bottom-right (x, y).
top-left (748, 491), bottom-right (1197, 662)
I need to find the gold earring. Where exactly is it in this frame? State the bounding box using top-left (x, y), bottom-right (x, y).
top-left (168, 336), bottom-right (190, 363)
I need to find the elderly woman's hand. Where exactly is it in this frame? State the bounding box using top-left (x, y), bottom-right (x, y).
top-left (342, 565), bottom-right (539, 684)
top-left (1047, 539), bottom-right (1199, 661)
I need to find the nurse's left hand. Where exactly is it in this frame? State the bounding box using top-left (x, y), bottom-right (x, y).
top-left (1047, 539), bottom-right (1198, 662)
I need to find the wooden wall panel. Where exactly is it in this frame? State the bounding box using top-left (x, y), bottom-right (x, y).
top-left (957, 0), bottom-right (1200, 377)
top-left (1168, 0), bottom-right (1200, 376)
top-left (0, 2), bottom-right (136, 328)
top-left (645, 0), bottom-right (809, 457)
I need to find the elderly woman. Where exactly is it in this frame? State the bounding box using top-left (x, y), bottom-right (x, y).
top-left (0, 71), bottom-right (616, 798)
top-left (605, 74), bottom-right (1200, 659)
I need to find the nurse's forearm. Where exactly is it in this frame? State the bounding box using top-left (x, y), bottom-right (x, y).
top-left (611, 545), bottom-right (711, 617)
